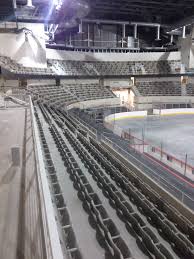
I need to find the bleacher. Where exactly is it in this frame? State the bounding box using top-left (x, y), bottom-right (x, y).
top-left (28, 83), bottom-right (116, 108)
top-left (36, 104), bottom-right (194, 259)
top-left (186, 84), bottom-right (194, 96)
top-left (48, 59), bottom-right (181, 76)
top-left (135, 81), bottom-right (182, 96)
top-left (28, 84), bottom-right (77, 107)
top-left (0, 56), bottom-right (55, 76)
top-left (64, 83), bottom-right (115, 101)
top-left (0, 55), bottom-right (181, 77)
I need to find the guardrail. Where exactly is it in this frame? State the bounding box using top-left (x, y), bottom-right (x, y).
top-left (30, 97), bottom-right (64, 259)
top-left (101, 134), bottom-right (194, 211)
top-left (72, 113), bottom-right (98, 138)
top-left (104, 118), bottom-right (194, 181)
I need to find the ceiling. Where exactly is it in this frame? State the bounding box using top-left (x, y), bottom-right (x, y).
top-left (0, 0), bottom-right (15, 21)
top-left (0, 0), bottom-right (193, 28)
top-left (86, 0), bottom-right (194, 25)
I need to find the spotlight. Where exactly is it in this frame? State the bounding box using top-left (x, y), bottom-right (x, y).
top-left (53, 0), bottom-right (63, 10)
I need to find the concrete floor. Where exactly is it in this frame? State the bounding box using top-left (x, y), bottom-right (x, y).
top-left (0, 107), bottom-right (46, 259)
top-left (114, 115), bottom-right (194, 166)
top-left (0, 108), bottom-right (25, 259)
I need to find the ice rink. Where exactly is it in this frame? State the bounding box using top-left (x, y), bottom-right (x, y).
top-left (113, 114), bottom-right (194, 166)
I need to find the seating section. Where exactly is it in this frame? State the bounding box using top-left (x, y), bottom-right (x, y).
top-left (45, 105), bottom-right (194, 259)
top-left (186, 84), bottom-right (194, 96)
top-left (28, 83), bottom-right (115, 108)
top-left (0, 55), bottom-right (181, 77)
top-left (65, 83), bottom-right (115, 101)
top-left (28, 84), bottom-right (77, 107)
top-left (49, 60), bottom-right (88, 76)
top-left (48, 59), bottom-right (181, 76)
top-left (34, 107), bottom-right (83, 259)
top-left (48, 122), bottom-right (132, 259)
top-left (135, 81), bottom-right (182, 96)
top-left (0, 56), bottom-right (54, 76)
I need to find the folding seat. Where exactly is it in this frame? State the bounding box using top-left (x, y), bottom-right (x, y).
top-left (113, 236), bottom-right (132, 259)
top-left (90, 193), bottom-right (102, 206)
top-left (70, 249), bottom-right (83, 259)
top-left (104, 219), bottom-right (120, 238)
top-left (50, 173), bottom-right (58, 184)
top-left (156, 244), bottom-right (174, 259)
top-left (54, 194), bottom-right (65, 209)
top-left (62, 226), bottom-right (77, 251)
top-left (52, 183), bottom-right (61, 195)
top-left (97, 205), bottom-right (109, 221)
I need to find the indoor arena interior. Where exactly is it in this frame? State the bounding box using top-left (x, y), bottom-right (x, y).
top-left (1, 1), bottom-right (194, 259)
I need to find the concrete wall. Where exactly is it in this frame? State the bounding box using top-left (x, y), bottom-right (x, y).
top-left (28, 79), bottom-right (56, 85)
top-left (179, 36), bottom-right (191, 69)
top-left (46, 49), bottom-right (181, 62)
top-left (0, 23), bottom-right (47, 68)
top-left (134, 96), bottom-right (194, 110)
top-left (67, 97), bottom-right (120, 110)
top-left (0, 79), bottom-right (19, 87)
top-left (61, 78), bottom-right (99, 85)
top-left (104, 110), bottom-right (147, 122)
top-left (104, 79), bottom-right (132, 87)
top-left (112, 89), bottom-right (130, 106)
top-left (153, 108), bottom-right (194, 115)
top-left (178, 27), bottom-right (194, 69)
top-left (135, 77), bottom-right (180, 82)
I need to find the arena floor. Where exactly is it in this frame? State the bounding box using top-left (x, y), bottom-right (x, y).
top-left (114, 114), bottom-right (194, 167)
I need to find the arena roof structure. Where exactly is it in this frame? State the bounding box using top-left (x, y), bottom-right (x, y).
top-left (87, 0), bottom-right (194, 25)
top-left (0, 0), bottom-right (15, 21)
top-left (0, 0), bottom-right (185, 28)
top-left (12, 0), bottom-right (194, 26)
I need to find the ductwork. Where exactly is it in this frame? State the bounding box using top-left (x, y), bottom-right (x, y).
top-left (82, 18), bottom-right (129, 25)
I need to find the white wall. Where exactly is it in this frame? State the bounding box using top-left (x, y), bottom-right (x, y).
top-left (179, 36), bottom-right (191, 69)
top-left (67, 98), bottom-right (120, 110)
top-left (105, 79), bottom-right (132, 87)
top-left (178, 28), bottom-right (194, 69)
top-left (105, 111), bottom-right (147, 122)
top-left (27, 79), bottom-right (56, 85)
top-left (135, 77), bottom-right (180, 82)
top-left (112, 89), bottom-right (129, 105)
top-left (153, 108), bottom-right (194, 115)
top-left (61, 79), bottom-right (99, 85)
top-left (0, 79), bottom-right (18, 87)
top-left (0, 23), bottom-right (47, 68)
top-left (134, 96), bottom-right (194, 110)
top-left (46, 49), bottom-right (181, 62)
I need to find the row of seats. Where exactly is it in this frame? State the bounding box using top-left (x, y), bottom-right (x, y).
top-left (0, 56), bottom-right (54, 76)
top-left (49, 123), bottom-right (132, 259)
top-left (186, 83), bottom-right (194, 96)
top-left (0, 55), bottom-right (181, 77)
top-left (63, 125), bottom-right (177, 259)
top-left (51, 105), bottom-right (194, 257)
top-left (48, 59), bottom-right (181, 76)
top-left (88, 137), bottom-right (194, 246)
top-left (29, 84), bottom-right (78, 107)
top-left (34, 107), bottom-right (83, 259)
top-left (64, 83), bottom-right (115, 101)
top-left (28, 83), bottom-right (115, 107)
top-left (68, 130), bottom-right (194, 259)
top-left (135, 81), bottom-right (182, 96)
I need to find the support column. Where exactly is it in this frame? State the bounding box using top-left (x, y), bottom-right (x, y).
top-left (99, 77), bottom-right (104, 87)
top-left (181, 76), bottom-right (188, 96)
